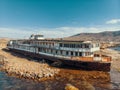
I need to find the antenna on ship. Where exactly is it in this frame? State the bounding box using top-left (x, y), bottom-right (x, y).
top-left (29, 34), bottom-right (44, 40)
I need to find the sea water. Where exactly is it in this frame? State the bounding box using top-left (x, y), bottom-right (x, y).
top-left (111, 46), bottom-right (120, 51)
top-left (0, 70), bottom-right (117, 90)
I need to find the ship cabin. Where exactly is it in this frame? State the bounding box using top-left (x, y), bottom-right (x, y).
top-left (7, 34), bottom-right (100, 59)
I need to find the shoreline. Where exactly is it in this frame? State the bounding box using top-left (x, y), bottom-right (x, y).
top-left (0, 49), bottom-right (60, 82)
top-left (101, 48), bottom-right (120, 71)
top-left (0, 46), bottom-right (120, 89)
top-left (0, 48), bottom-right (111, 82)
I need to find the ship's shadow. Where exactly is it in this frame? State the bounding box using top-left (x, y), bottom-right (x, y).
top-left (2, 48), bottom-right (89, 70)
top-left (2, 48), bottom-right (80, 70)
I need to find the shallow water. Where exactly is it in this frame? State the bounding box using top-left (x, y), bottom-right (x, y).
top-left (0, 71), bottom-right (58, 90)
top-left (111, 46), bottom-right (120, 51)
top-left (0, 72), bottom-right (100, 90)
top-left (0, 68), bottom-right (120, 90)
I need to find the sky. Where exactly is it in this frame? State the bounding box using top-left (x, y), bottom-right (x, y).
top-left (0, 0), bottom-right (120, 38)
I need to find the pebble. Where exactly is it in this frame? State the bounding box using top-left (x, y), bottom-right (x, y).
top-left (65, 84), bottom-right (79, 90)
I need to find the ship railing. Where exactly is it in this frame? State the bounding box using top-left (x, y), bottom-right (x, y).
top-left (38, 52), bottom-right (71, 59)
top-left (101, 56), bottom-right (111, 62)
top-left (33, 45), bottom-right (59, 49)
top-left (17, 43), bottom-right (32, 46)
top-left (93, 57), bottom-right (102, 61)
top-left (59, 47), bottom-right (91, 52)
top-left (7, 46), bottom-right (14, 49)
top-left (33, 45), bottom-right (92, 51)
top-left (71, 57), bottom-right (94, 62)
top-left (71, 56), bottom-right (111, 62)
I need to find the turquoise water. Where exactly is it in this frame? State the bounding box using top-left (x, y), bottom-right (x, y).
top-left (0, 72), bottom-right (57, 90)
top-left (111, 46), bottom-right (120, 51)
top-left (0, 71), bottom-right (110, 90)
top-left (0, 72), bottom-right (39, 90)
top-left (0, 71), bottom-right (68, 90)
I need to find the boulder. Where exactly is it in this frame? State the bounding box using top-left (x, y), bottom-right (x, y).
top-left (65, 84), bottom-right (79, 90)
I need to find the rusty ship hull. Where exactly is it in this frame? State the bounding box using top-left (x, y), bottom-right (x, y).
top-left (8, 48), bottom-right (111, 72)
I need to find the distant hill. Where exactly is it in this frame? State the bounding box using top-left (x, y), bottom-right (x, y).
top-left (64, 30), bottom-right (120, 42)
top-left (0, 38), bottom-right (10, 42)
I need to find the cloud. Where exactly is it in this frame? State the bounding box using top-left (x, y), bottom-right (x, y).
top-left (0, 25), bottom-right (120, 39)
top-left (0, 28), bottom-right (34, 39)
top-left (106, 19), bottom-right (120, 24)
top-left (1, 18), bottom-right (120, 39)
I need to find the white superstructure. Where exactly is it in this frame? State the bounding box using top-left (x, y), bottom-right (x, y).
top-left (7, 34), bottom-right (100, 58)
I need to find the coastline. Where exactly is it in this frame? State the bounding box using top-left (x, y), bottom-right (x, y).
top-left (0, 48), bottom-right (60, 82)
top-left (101, 48), bottom-right (120, 72)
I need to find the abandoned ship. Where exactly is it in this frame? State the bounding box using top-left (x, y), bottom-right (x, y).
top-left (7, 34), bottom-right (111, 72)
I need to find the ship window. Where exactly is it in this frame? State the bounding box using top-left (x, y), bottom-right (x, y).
top-left (75, 52), bottom-right (78, 56)
top-left (94, 54), bottom-right (99, 57)
top-left (60, 50), bottom-right (62, 55)
top-left (91, 52), bottom-right (93, 55)
top-left (66, 44), bottom-right (68, 47)
top-left (80, 44), bottom-right (82, 48)
top-left (91, 45), bottom-right (93, 48)
top-left (79, 52), bottom-right (82, 56)
top-left (45, 49), bottom-right (47, 53)
top-left (64, 44), bottom-right (65, 47)
top-left (68, 44), bottom-right (70, 48)
top-left (75, 44), bottom-right (76, 48)
top-left (64, 44), bottom-right (67, 47)
top-left (76, 44), bottom-right (79, 48)
top-left (71, 44), bottom-right (73, 48)
top-left (85, 52), bottom-right (88, 56)
top-left (38, 48), bottom-right (40, 52)
top-left (66, 51), bottom-right (69, 55)
top-left (73, 44), bottom-right (75, 48)
top-left (56, 51), bottom-right (58, 54)
top-left (71, 51), bottom-right (73, 56)
top-left (85, 44), bottom-right (89, 48)
top-left (82, 44), bottom-right (85, 48)
top-left (51, 50), bottom-right (53, 53)
top-left (60, 43), bottom-right (62, 47)
top-left (67, 44), bottom-right (69, 47)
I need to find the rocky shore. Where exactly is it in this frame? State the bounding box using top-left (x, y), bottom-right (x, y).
top-left (0, 50), bottom-right (60, 82)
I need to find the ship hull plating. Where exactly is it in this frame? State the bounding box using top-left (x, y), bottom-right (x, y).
top-left (9, 48), bottom-right (111, 72)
